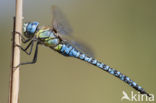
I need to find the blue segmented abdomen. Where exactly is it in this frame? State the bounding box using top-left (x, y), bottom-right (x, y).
top-left (59, 43), bottom-right (150, 96)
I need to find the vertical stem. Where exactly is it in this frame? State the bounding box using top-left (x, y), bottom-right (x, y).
top-left (9, 0), bottom-right (22, 103)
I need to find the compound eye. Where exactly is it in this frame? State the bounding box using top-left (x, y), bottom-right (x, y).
top-left (26, 22), bottom-right (39, 34)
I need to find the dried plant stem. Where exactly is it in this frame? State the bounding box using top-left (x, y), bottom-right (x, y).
top-left (9, 0), bottom-right (22, 103)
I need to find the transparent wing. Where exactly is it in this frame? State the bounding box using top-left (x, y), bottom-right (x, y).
top-left (52, 6), bottom-right (94, 57)
top-left (52, 6), bottom-right (72, 36)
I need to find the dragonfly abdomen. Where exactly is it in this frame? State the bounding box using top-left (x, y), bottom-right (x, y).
top-left (59, 43), bottom-right (150, 97)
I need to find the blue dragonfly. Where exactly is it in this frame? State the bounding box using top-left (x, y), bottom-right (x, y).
top-left (16, 6), bottom-right (150, 97)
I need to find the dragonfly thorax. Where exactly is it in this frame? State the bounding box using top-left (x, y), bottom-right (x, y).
top-left (23, 21), bottom-right (39, 38)
top-left (36, 27), bottom-right (61, 48)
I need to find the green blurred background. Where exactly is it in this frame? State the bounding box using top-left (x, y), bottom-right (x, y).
top-left (0, 0), bottom-right (156, 103)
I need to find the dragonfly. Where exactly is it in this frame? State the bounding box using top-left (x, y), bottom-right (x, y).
top-left (16, 6), bottom-right (150, 97)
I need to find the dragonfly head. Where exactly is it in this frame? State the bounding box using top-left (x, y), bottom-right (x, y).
top-left (23, 21), bottom-right (39, 38)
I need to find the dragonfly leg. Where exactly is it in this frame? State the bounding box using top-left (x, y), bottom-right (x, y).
top-left (22, 38), bottom-right (31, 44)
top-left (13, 31), bottom-right (31, 43)
top-left (21, 42), bottom-right (39, 65)
top-left (14, 42), bottom-right (39, 69)
top-left (15, 40), bottom-right (34, 55)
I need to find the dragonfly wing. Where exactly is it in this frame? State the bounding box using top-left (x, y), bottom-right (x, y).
top-left (52, 6), bottom-right (72, 36)
top-left (52, 6), bottom-right (95, 57)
